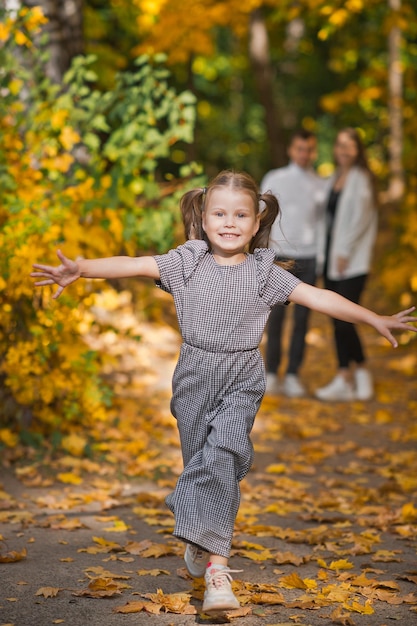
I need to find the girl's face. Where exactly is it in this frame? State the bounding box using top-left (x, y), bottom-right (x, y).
top-left (334, 132), bottom-right (359, 169)
top-left (202, 187), bottom-right (260, 261)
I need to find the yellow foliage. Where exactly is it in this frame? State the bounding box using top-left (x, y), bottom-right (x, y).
top-left (346, 0), bottom-right (364, 11)
top-left (14, 30), bottom-right (31, 46)
top-left (135, 0), bottom-right (265, 63)
top-left (329, 9), bottom-right (349, 27)
top-left (0, 428), bottom-right (19, 448)
top-left (61, 434), bottom-right (88, 457)
top-left (0, 21), bottom-right (10, 41)
top-left (51, 109), bottom-right (69, 129)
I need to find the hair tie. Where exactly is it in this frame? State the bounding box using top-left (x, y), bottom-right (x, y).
top-left (202, 187), bottom-right (207, 195)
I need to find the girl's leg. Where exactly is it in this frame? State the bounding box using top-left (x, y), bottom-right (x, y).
top-left (202, 554), bottom-right (241, 615)
top-left (169, 347), bottom-right (263, 613)
top-left (169, 348), bottom-right (262, 557)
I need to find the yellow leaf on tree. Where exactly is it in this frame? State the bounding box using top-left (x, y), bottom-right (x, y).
top-left (0, 22), bottom-right (10, 41)
top-left (60, 126), bottom-right (81, 150)
top-left (51, 109), bottom-right (69, 129)
top-left (0, 428), bottom-right (19, 448)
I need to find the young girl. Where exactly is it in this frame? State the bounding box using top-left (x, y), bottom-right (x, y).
top-left (31, 170), bottom-right (416, 617)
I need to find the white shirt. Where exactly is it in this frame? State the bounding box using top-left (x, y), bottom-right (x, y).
top-left (261, 162), bottom-right (324, 259)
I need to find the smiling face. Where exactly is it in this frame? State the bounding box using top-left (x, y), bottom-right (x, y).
top-left (202, 187), bottom-right (260, 263)
top-left (334, 131), bottom-right (360, 169)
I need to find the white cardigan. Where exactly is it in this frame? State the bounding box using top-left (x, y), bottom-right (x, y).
top-left (318, 167), bottom-right (378, 280)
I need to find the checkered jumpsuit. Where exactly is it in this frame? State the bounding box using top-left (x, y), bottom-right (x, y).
top-left (154, 240), bottom-right (300, 557)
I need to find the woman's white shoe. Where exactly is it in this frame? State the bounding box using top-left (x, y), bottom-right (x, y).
top-left (354, 368), bottom-right (374, 400)
top-left (315, 374), bottom-right (354, 401)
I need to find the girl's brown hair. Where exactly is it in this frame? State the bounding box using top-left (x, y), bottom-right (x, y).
top-left (180, 170), bottom-right (280, 253)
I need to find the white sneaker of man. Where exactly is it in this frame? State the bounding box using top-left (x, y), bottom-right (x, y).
top-left (283, 374), bottom-right (307, 398)
top-left (315, 374), bottom-right (354, 402)
top-left (354, 367), bottom-right (374, 401)
top-left (265, 373), bottom-right (281, 395)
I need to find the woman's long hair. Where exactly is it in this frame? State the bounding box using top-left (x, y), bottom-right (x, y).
top-left (180, 170), bottom-right (280, 253)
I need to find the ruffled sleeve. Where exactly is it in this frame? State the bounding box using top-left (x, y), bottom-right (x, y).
top-left (153, 240), bottom-right (209, 295)
top-left (254, 248), bottom-right (301, 307)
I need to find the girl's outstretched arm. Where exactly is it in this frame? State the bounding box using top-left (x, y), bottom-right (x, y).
top-left (289, 282), bottom-right (416, 348)
top-left (31, 249), bottom-right (160, 299)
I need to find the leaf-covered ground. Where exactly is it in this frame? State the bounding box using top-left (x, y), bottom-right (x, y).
top-left (1, 296), bottom-right (416, 626)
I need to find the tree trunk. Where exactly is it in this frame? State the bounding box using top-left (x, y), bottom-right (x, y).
top-left (22, 0), bottom-right (84, 82)
top-left (249, 8), bottom-right (286, 168)
top-left (386, 0), bottom-right (404, 202)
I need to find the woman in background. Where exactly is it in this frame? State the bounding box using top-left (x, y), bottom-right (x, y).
top-left (315, 128), bottom-right (378, 402)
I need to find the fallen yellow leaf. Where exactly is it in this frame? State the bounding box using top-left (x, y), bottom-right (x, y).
top-left (0, 548), bottom-right (27, 563)
top-left (137, 568), bottom-right (170, 576)
top-left (329, 559), bottom-right (354, 571)
top-left (57, 472), bottom-right (82, 485)
top-left (35, 587), bottom-right (60, 598)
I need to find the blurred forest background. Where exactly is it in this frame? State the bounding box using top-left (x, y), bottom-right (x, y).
top-left (0, 0), bottom-right (416, 446)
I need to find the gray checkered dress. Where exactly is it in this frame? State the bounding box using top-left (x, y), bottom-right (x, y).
top-left (154, 240), bottom-right (300, 557)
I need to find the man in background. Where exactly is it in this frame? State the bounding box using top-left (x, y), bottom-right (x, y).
top-left (261, 129), bottom-right (323, 397)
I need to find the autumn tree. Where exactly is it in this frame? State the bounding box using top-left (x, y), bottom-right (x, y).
top-left (0, 6), bottom-right (198, 436)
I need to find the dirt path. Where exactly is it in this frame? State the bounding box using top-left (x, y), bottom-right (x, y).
top-left (1, 310), bottom-right (417, 626)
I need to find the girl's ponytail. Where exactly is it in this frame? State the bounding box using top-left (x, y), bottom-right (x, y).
top-left (249, 192), bottom-right (280, 252)
top-left (180, 188), bottom-right (207, 242)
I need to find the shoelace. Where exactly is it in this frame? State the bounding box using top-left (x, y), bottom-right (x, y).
top-left (190, 546), bottom-right (206, 561)
top-left (206, 568), bottom-right (243, 589)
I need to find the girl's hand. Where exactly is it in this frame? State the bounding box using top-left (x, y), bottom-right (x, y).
top-left (374, 306), bottom-right (417, 348)
top-left (31, 249), bottom-right (80, 299)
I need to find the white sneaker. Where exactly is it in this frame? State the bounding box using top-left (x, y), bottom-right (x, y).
top-left (315, 374), bottom-right (354, 401)
top-left (202, 565), bottom-right (241, 615)
top-left (283, 374), bottom-right (306, 398)
top-left (265, 373), bottom-right (281, 395)
top-left (184, 544), bottom-right (209, 578)
top-left (354, 368), bottom-right (373, 400)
